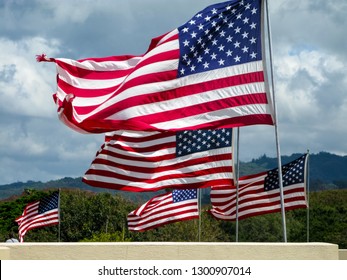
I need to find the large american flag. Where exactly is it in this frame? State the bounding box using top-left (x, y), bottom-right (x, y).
top-left (128, 189), bottom-right (199, 231)
top-left (83, 128), bottom-right (234, 192)
top-left (209, 154), bottom-right (308, 221)
top-left (15, 192), bottom-right (60, 242)
top-left (40, 0), bottom-right (274, 133)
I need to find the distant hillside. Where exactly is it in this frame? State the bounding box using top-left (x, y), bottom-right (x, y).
top-left (1, 152), bottom-right (346, 200)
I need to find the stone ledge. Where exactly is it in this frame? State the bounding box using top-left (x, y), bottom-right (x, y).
top-left (0, 242), bottom-right (340, 260)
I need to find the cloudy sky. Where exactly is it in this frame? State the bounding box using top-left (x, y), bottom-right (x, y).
top-left (0, 0), bottom-right (346, 185)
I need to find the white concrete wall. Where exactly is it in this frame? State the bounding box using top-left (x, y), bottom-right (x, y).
top-left (0, 242), bottom-right (341, 260)
top-left (339, 249), bottom-right (347, 260)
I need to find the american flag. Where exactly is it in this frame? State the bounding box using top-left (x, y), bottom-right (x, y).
top-left (128, 189), bottom-right (199, 231)
top-left (40, 0), bottom-right (274, 133)
top-left (83, 128), bottom-right (234, 192)
top-left (210, 154), bottom-right (308, 221)
top-left (15, 192), bottom-right (60, 242)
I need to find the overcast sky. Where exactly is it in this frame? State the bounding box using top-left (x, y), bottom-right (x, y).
top-left (0, 0), bottom-right (346, 185)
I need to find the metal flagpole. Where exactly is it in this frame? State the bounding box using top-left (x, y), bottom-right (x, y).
top-left (198, 188), bottom-right (202, 242)
top-left (58, 188), bottom-right (61, 242)
top-left (235, 128), bottom-right (240, 242)
top-left (306, 150), bottom-right (310, 242)
top-left (264, 0), bottom-right (287, 242)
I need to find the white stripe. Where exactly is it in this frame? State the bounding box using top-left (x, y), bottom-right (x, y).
top-left (153, 103), bottom-right (272, 129)
top-left (89, 159), bottom-right (233, 180)
top-left (104, 61), bottom-right (265, 120)
top-left (98, 146), bottom-right (232, 168)
top-left (128, 203), bottom-right (197, 222)
top-left (129, 212), bottom-right (198, 231)
top-left (57, 57), bottom-right (142, 71)
top-left (69, 60), bottom-right (262, 120)
top-left (57, 65), bottom-right (126, 89)
top-left (84, 172), bottom-right (232, 190)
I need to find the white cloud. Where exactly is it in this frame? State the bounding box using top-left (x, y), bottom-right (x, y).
top-left (0, 37), bottom-right (60, 117)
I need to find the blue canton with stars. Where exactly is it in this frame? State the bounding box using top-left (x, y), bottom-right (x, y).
top-left (178, 0), bottom-right (262, 77)
top-left (38, 192), bottom-right (59, 214)
top-left (173, 189), bottom-right (198, 203)
top-left (264, 155), bottom-right (307, 191)
top-left (176, 128), bottom-right (232, 157)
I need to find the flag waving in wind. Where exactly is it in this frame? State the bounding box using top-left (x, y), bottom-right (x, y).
top-left (128, 189), bottom-right (199, 231)
top-left (15, 192), bottom-right (60, 242)
top-left (38, 0), bottom-right (274, 133)
top-left (83, 128), bottom-right (234, 192)
top-left (210, 154), bottom-right (308, 221)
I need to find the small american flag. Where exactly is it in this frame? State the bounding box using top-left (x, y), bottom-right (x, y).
top-left (128, 189), bottom-right (199, 231)
top-left (210, 154), bottom-right (308, 221)
top-left (40, 0), bottom-right (274, 133)
top-left (83, 128), bottom-right (234, 192)
top-left (15, 192), bottom-right (60, 242)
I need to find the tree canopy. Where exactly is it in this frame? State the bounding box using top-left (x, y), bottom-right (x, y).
top-left (0, 188), bottom-right (346, 248)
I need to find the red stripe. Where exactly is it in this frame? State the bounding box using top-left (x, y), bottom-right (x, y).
top-left (128, 215), bottom-right (198, 232)
top-left (83, 178), bottom-right (232, 192)
top-left (85, 165), bottom-right (232, 185)
top-left (91, 151), bottom-right (232, 171)
top-left (129, 207), bottom-right (198, 226)
top-left (87, 70), bottom-right (265, 120)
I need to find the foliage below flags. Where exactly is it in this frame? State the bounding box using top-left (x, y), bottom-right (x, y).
top-left (0, 188), bottom-right (346, 248)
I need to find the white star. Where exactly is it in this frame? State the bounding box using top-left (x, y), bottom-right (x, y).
top-left (234, 56), bottom-right (241, 62)
top-left (242, 32), bottom-right (249, 39)
top-left (226, 35), bottom-right (233, 42)
top-left (250, 52), bottom-right (257, 59)
top-left (242, 46), bottom-right (249, 53)
top-left (218, 59), bottom-right (225, 66)
top-left (250, 37), bottom-right (257, 44)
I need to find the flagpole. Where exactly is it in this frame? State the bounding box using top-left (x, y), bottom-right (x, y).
top-left (264, 0), bottom-right (287, 242)
top-left (306, 150), bottom-right (310, 243)
top-left (235, 128), bottom-right (240, 242)
top-left (198, 189), bottom-right (202, 242)
top-left (58, 188), bottom-right (61, 242)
